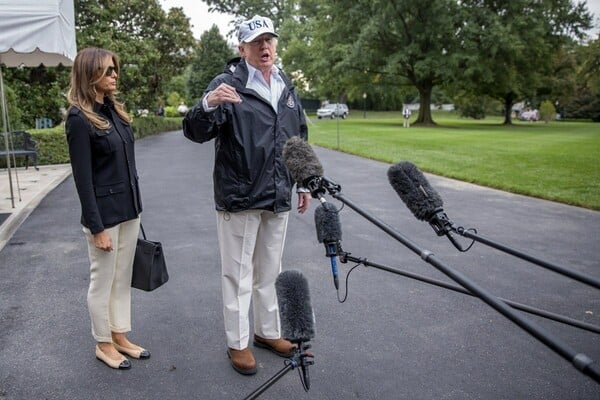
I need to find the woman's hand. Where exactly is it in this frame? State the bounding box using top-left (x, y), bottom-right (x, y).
top-left (93, 230), bottom-right (113, 252)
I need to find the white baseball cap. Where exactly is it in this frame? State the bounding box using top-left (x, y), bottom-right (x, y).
top-left (238, 15), bottom-right (279, 43)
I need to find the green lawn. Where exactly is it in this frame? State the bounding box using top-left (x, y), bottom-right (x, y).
top-left (306, 111), bottom-right (600, 210)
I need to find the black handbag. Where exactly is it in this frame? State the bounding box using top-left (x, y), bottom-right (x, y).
top-left (132, 223), bottom-right (168, 291)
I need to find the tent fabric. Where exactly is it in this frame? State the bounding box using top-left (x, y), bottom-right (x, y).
top-left (0, 0), bottom-right (77, 67)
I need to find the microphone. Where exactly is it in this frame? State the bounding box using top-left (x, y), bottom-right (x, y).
top-left (276, 270), bottom-right (316, 344)
top-left (282, 136), bottom-right (340, 199)
top-left (387, 161), bottom-right (453, 236)
top-left (314, 202), bottom-right (342, 290)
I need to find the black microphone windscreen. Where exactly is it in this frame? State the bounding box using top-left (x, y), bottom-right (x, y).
top-left (282, 136), bottom-right (324, 185)
top-left (276, 270), bottom-right (315, 343)
top-left (387, 161), bottom-right (443, 220)
top-left (314, 202), bottom-right (342, 243)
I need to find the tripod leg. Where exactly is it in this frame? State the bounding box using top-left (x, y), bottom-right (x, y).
top-left (243, 363), bottom-right (295, 400)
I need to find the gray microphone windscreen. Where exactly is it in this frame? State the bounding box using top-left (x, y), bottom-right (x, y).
top-left (282, 136), bottom-right (324, 185)
top-left (276, 270), bottom-right (315, 343)
top-left (314, 202), bottom-right (342, 243)
top-left (387, 161), bottom-right (443, 220)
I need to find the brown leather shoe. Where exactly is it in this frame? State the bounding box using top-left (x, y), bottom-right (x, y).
top-left (227, 347), bottom-right (257, 375)
top-left (253, 335), bottom-right (297, 358)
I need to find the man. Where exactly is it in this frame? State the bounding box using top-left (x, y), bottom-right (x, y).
top-left (183, 15), bottom-right (311, 375)
top-left (403, 107), bottom-right (412, 128)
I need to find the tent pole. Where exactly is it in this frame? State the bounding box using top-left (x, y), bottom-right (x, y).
top-left (0, 66), bottom-right (15, 209)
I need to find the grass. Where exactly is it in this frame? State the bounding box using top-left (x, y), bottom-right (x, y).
top-left (306, 111), bottom-right (600, 210)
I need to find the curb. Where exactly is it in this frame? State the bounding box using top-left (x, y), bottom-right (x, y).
top-left (0, 167), bottom-right (72, 252)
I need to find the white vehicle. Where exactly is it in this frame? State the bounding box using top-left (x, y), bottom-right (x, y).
top-left (317, 103), bottom-right (349, 119)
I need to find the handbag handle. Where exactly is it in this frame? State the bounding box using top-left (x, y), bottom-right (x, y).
top-left (139, 223), bottom-right (147, 240)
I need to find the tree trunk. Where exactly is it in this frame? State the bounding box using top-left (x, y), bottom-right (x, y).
top-left (503, 93), bottom-right (514, 125)
top-left (414, 84), bottom-right (435, 125)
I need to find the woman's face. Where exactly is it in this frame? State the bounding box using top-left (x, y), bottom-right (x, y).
top-left (94, 56), bottom-right (118, 98)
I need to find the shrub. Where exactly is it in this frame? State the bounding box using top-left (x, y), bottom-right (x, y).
top-left (457, 98), bottom-right (486, 119)
top-left (0, 117), bottom-right (183, 168)
top-left (539, 101), bottom-right (556, 123)
top-left (131, 116), bottom-right (182, 138)
top-left (164, 106), bottom-right (179, 118)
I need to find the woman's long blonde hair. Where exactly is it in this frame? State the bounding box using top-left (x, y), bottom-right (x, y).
top-left (67, 47), bottom-right (131, 129)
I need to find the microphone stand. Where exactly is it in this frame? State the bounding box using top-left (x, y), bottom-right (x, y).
top-left (425, 210), bottom-right (600, 290)
top-left (243, 342), bottom-right (314, 400)
top-left (451, 223), bottom-right (600, 290)
top-left (311, 177), bottom-right (600, 384)
top-left (336, 249), bottom-right (600, 334)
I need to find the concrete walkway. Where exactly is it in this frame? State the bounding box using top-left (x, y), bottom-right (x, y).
top-left (0, 164), bottom-right (71, 251)
top-left (0, 130), bottom-right (598, 399)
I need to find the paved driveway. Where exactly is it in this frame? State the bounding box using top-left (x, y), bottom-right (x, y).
top-left (0, 130), bottom-right (598, 399)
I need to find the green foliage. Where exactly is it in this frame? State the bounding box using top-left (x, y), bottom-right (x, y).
top-left (0, 81), bottom-right (24, 129)
top-left (131, 117), bottom-right (182, 138)
top-left (456, 95), bottom-right (487, 119)
top-left (187, 25), bottom-right (236, 102)
top-left (74, 0), bottom-right (196, 109)
top-left (454, 0), bottom-right (593, 124)
top-left (166, 92), bottom-right (182, 107)
top-left (561, 37), bottom-right (600, 121)
top-left (164, 106), bottom-right (179, 118)
top-left (2, 0), bottom-right (195, 131)
top-left (2, 65), bottom-right (70, 128)
top-left (283, 0), bottom-right (465, 125)
top-left (578, 38), bottom-right (600, 93)
top-left (164, 73), bottom-right (189, 104)
top-left (563, 88), bottom-right (600, 121)
top-left (539, 101), bottom-right (556, 123)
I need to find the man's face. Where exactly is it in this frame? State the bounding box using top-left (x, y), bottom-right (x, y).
top-left (239, 33), bottom-right (277, 72)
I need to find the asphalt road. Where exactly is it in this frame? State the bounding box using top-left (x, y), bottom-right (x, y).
top-left (1, 130), bottom-right (599, 399)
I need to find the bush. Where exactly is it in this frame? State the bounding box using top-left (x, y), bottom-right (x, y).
top-left (164, 106), bottom-right (179, 118)
top-left (539, 101), bottom-right (556, 123)
top-left (563, 89), bottom-right (600, 122)
top-left (455, 94), bottom-right (486, 119)
top-left (131, 116), bottom-right (182, 138)
top-left (0, 117), bottom-right (183, 168)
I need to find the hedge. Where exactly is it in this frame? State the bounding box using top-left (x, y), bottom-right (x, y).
top-left (1, 116), bottom-right (183, 168)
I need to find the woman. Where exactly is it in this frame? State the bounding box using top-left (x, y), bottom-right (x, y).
top-left (65, 47), bottom-right (149, 370)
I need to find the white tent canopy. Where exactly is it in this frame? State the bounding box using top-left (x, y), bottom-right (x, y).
top-left (0, 0), bottom-right (76, 208)
top-left (0, 0), bottom-right (76, 67)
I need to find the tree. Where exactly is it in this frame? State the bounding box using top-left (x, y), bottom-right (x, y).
top-left (2, 65), bottom-right (70, 128)
top-left (539, 100), bottom-right (556, 122)
top-left (456, 0), bottom-right (592, 125)
top-left (187, 26), bottom-right (236, 102)
top-left (74, 0), bottom-right (195, 109)
top-left (563, 36), bottom-right (600, 121)
top-left (3, 0), bottom-right (196, 127)
top-left (288, 0), bottom-right (463, 125)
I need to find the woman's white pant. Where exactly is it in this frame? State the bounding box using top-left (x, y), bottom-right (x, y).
top-left (83, 217), bottom-right (140, 342)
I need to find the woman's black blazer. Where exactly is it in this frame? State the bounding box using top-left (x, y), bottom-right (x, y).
top-left (65, 101), bottom-right (142, 234)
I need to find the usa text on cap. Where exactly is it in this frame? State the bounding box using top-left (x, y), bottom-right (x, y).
top-left (238, 15), bottom-right (279, 43)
